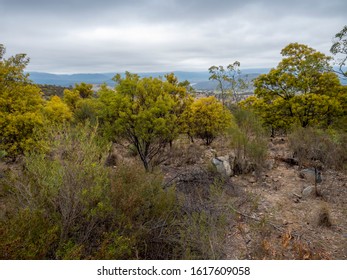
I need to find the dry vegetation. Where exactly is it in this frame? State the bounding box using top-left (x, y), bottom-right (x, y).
top-left (1, 124), bottom-right (347, 259)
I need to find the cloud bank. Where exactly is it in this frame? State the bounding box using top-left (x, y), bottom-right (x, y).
top-left (1, 0), bottom-right (346, 73)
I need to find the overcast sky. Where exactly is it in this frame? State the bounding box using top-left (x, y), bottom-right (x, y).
top-left (1, 0), bottom-right (346, 74)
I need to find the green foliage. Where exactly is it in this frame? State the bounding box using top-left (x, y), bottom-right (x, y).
top-left (95, 84), bottom-right (120, 139)
top-left (108, 72), bottom-right (191, 171)
top-left (62, 83), bottom-right (94, 113)
top-left (39, 84), bottom-right (71, 99)
top-left (228, 107), bottom-right (268, 174)
top-left (74, 82), bottom-right (94, 98)
top-left (183, 96), bottom-right (233, 145)
top-left (63, 88), bottom-right (81, 111)
top-left (74, 97), bottom-right (100, 124)
top-left (0, 124), bottom-right (180, 259)
top-left (0, 45), bottom-right (46, 156)
top-left (242, 43), bottom-right (346, 132)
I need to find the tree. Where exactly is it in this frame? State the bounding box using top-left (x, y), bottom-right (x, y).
top-left (110, 72), bottom-right (190, 171)
top-left (209, 61), bottom-right (249, 105)
top-left (0, 44), bottom-right (45, 156)
top-left (74, 98), bottom-right (100, 124)
top-left (242, 43), bottom-right (344, 131)
top-left (62, 82), bottom-right (94, 112)
top-left (63, 88), bottom-right (81, 111)
top-left (183, 96), bottom-right (233, 145)
top-left (330, 25), bottom-right (347, 78)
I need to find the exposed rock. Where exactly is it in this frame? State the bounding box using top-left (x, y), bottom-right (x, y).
top-left (212, 156), bottom-right (232, 177)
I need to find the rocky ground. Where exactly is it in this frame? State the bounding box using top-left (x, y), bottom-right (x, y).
top-left (161, 136), bottom-right (347, 259)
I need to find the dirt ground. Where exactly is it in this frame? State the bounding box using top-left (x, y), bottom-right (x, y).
top-left (224, 139), bottom-right (347, 259)
top-left (161, 136), bottom-right (347, 259)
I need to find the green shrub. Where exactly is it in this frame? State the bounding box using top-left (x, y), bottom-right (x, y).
top-left (0, 124), bottom-right (179, 259)
top-left (228, 108), bottom-right (268, 174)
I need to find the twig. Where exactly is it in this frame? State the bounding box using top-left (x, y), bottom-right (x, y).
top-left (293, 193), bottom-right (302, 199)
top-left (228, 205), bottom-right (284, 232)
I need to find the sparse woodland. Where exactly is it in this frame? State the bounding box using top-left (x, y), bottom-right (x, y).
top-left (0, 26), bottom-right (347, 260)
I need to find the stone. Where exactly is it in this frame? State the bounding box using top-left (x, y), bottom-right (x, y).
top-left (212, 156), bottom-right (232, 177)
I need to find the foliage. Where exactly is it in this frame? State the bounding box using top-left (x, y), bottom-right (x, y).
top-left (39, 84), bottom-right (71, 99)
top-left (330, 25), bottom-right (347, 78)
top-left (74, 97), bottom-right (101, 125)
top-left (176, 182), bottom-right (231, 259)
top-left (228, 107), bottom-right (268, 174)
top-left (241, 43), bottom-right (346, 132)
top-left (317, 203), bottom-right (332, 228)
top-left (183, 96), bottom-right (233, 145)
top-left (74, 82), bottom-right (94, 98)
top-left (62, 83), bottom-right (94, 112)
top-left (109, 72), bottom-right (191, 171)
top-left (0, 124), bottom-right (180, 259)
top-left (0, 44), bottom-right (45, 156)
top-left (43, 95), bottom-right (73, 123)
top-left (63, 88), bottom-right (81, 111)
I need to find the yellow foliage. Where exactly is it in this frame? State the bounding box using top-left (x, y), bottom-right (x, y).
top-left (245, 43), bottom-right (346, 131)
top-left (183, 96), bottom-right (233, 145)
top-left (0, 46), bottom-right (46, 156)
top-left (44, 95), bottom-right (73, 123)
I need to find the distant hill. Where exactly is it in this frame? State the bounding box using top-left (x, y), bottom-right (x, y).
top-left (28, 72), bottom-right (115, 87)
top-left (27, 69), bottom-right (271, 89)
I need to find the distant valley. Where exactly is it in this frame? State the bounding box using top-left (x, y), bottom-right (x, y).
top-left (27, 69), bottom-right (271, 90)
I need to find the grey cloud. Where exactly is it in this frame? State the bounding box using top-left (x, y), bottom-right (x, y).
top-left (1, 0), bottom-right (346, 73)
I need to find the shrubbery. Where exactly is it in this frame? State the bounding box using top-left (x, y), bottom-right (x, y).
top-left (288, 127), bottom-right (347, 170)
top-left (0, 124), bottom-right (232, 259)
top-left (228, 108), bottom-right (268, 174)
top-left (0, 125), bottom-right (178, 259)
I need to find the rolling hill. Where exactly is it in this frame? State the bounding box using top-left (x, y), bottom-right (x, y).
top-left (27, 69), bottom-right (270, 90)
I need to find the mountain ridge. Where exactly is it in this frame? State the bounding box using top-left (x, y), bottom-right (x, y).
top-left (27, 69), bottom-right (271, 89)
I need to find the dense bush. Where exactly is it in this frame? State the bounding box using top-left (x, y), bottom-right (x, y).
top-left (0, 124), bottom-right (180, 259)
top-left (0, 124), bottom-right (232, 259)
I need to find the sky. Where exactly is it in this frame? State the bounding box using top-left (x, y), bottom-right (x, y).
top-left (1, 0), bottom-right (346, 74)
